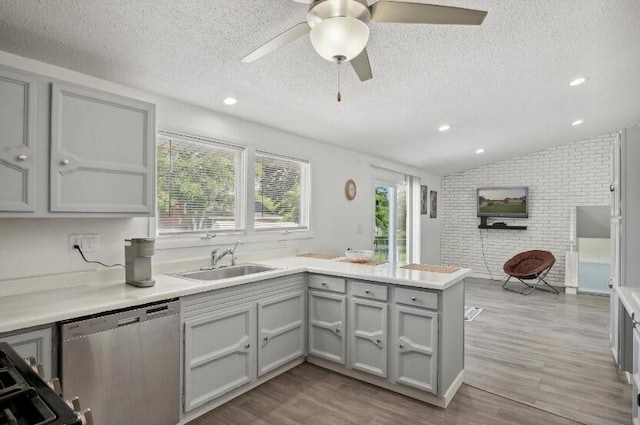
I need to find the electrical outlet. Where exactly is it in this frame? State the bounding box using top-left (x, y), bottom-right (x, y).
top-left (69, 233), bottom-right (99, 253)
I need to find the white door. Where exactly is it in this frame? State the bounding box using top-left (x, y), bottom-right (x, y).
top-left (392, 304), bottom-right (438, 394)
top-left (183, 304), bottom-right (256, 412)
top-left (49, 82), bottom-right (155, 214)
top-left (0, 67), bottom-right (37, 212)
top-left (348, 297), bottom-right (388, 378)
top-left (374, 178), bottom-right (409, 263)
top-left (308, 290), bottom-right (346, 364)
top-left (258, 290), bottom-right (305, 376)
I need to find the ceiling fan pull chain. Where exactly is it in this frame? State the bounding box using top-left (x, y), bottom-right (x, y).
top-left (336, 55), bottom-right (344, 103)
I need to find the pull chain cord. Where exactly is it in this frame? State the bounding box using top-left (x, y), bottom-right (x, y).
top-left (334, 55), bottom-right (346, 102)
top-left (337, 61), bottom-right (341, 102)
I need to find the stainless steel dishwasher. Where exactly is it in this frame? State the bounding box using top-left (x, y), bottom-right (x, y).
top-left (60, 300), bottom-right (180, 425)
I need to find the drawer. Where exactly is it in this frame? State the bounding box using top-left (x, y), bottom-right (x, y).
top-left (395, 287), bottom-right (438, 310)
top-left (350, 280), bottom-right (388, 301)
top-left (308, 274), bottom-right (346, 293)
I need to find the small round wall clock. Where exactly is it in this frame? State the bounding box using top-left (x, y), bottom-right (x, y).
top-left (345, 179), bottom-right (357, 200)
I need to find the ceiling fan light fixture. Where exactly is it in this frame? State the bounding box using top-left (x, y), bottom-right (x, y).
top-left (309, 16), bottom-right (369, 62)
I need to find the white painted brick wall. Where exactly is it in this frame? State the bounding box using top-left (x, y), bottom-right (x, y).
top-left (441, 135), bottom-right (616, 286)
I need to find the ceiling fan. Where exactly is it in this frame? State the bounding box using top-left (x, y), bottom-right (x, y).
top-left (240, 0), bottom-right (487, 82)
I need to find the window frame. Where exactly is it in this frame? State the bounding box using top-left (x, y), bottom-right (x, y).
top-left (254, 150), bottom-right (311, 233)
top-left (154, 130), bottom-right (313, 249)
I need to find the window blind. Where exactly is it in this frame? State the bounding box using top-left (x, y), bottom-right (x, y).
top-left (157, 133), bottom-right (244, 235)
top-left (254, 152), bottom-right (309, 230)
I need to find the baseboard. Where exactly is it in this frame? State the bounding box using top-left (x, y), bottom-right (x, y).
top-left (307, 355), bottom-right (462, 408)
top-left (565, 287), bottom-right (577, 295)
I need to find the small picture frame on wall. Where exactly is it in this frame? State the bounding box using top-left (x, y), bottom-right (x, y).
top-left (421, 185), bottom-right (428, 215)
top-left (430, 190), bottom-right (437, 218)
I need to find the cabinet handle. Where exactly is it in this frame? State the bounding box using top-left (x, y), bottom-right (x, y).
top-left (321, 282), bottom-right (327, 286)
top-left (399, 343), bottom-right (404, 349)
top-left (608, 278), bottom-right (613, 289)
top-left (263, 336), bottom-right (269, 342)
top-left (365, 290), bottom-right (371, 294)
top-left (610, 184), bottom-right (615, 192)
top-left (61, 159), bottom-right (70, 166)
top-left (376, 339), bottom-right (382, 344)
top-left (411, 296), bottom-right (417, 301)
top-left (335, 329), bottom-right (341, 334)
top-left (637, 393), bottom-right (640, 407)
top-left (17, 154), bottom-right (27, 161)
top-left (632, 312), bottom-right (640, 328)
top-left (244, 343), bottom-right (250, 349)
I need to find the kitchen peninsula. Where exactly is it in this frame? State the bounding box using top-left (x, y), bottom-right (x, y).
top-left (0, 255), bottom-right (470, 422)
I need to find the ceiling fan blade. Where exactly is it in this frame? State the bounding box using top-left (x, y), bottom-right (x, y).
top-left (370, 1), bottom-right (487, 25)
top-left (241, 22), bottom-right (310, 63)
top-left (350, 48), bottom-right (373, 82)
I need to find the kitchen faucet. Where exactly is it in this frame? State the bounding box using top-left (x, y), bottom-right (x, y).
top-left (202, 240), bottom-right (243, 269)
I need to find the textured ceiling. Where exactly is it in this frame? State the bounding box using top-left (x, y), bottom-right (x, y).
top-left (1, 0), bottom-right (639, 175)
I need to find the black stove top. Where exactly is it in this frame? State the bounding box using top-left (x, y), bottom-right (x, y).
top-left (0, 343), bottom-right (80, 425)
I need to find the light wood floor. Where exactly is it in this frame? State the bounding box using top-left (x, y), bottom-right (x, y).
top-left (188, 279), bottom-right (631, 425)
top-left (465, 278), bottom-right (630, 425)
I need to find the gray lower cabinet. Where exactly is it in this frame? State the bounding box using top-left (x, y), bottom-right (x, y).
top-left (347, 297), bottom-right (387, 378)
top-left (633, 327), bottom-right (640, 421)
top-left (0, 66), bottom-right (37, 212)
top-left (0, 326), bottom-right (53, 380)
top-left (391, 304), bottom-right (438, 394)
top-left (181, 274), bottom-right (306, 414)
top-left (183, 304), bottom-right (256, 412)
top-left (308, 290), bottom-right (346, 364)
top-left (258, 290), bottom-right (305, 376)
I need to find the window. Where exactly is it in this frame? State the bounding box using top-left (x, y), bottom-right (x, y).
top-left (254, 152), bottom-right (309, 231)
top-left (156, 132), bottom-right (244, 235)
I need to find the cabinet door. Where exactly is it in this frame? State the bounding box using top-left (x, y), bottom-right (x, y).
top-left (50, 82), bottom-right (155, 214)
top-left (0, 67), bottom-right (37, 212)
top-left (633, 328), bottom-right (640, 419)
top-left (183, 304), bottom-right (256, 412)
top-left (0, 327), bottom-right (52, 380)
top-left (258, 290), bottom-right (305, 376)
top-left (348, 297), bottom-right (387, 378)
top-left (308, 290), bottom-right (346, 364)
top-left (392, 305), bottom-right (438, 394)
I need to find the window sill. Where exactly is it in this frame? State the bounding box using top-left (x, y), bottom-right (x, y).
top-left (155, 229), bottom-right (314, 251)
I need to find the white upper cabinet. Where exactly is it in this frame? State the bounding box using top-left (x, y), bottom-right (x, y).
top-left (0, 65), bottom-right (156, 217)
top-left (50, 83), bottom-right (155, 214)
top-left (0, 67), bottom-right (37, 212)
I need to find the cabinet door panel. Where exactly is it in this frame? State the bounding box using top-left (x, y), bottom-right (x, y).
top-left (258, 290), bottom-right (305, 376)
top-left (50, 82), bottom-right (154, 213)
top-left (0, 327), bottom-right (52, 380)
top-left (0, 67), bottom-right (36, 212)
top-left (348, 298), bottom-right (387, 378)
top-left (392, 305), bottom-right (438, 394)
top-left (183, 304), bottom-right (256, 412)
top-left (308, 290), bottom-right (346, 364)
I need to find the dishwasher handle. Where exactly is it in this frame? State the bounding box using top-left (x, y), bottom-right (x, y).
top-left (117, 316), bottom-right (140, 327)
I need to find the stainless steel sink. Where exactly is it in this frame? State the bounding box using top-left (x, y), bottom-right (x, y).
top-left (174, 264), bottom-right (276, 282)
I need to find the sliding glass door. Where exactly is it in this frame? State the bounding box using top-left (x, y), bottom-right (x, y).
top-left (374, 179), bottom-right (408, 263)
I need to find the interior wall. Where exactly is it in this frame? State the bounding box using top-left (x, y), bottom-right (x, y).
top-left (0, 50), bottom-right (441, 283)
top-left (440, 135), bottom-right (615, 285)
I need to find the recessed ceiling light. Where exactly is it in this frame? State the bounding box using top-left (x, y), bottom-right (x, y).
top-left (475, 148), bottom-right (485, 154)
top-left (569, 77), bottom-right (587, 87)
top-left (223, 97), bottom-right (237, 106)
top-left (438, 124), bottom-right (451, 132)
top-left (572, 119), bottom-right (584, 126)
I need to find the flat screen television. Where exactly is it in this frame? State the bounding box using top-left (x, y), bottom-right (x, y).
top-left (477, 187), bottom-right (528, 218)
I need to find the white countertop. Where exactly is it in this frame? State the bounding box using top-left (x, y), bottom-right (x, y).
top-left (0, 256), bottom-right (471, 334)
